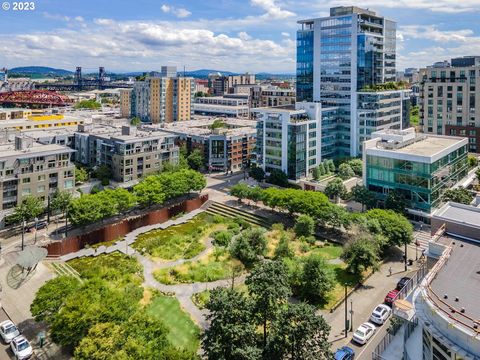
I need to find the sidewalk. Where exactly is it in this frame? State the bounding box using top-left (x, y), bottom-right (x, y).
top-left (323, 254), bottom-right (419, 349)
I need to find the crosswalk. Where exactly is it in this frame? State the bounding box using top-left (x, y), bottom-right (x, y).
top-left (410, 230), bottom-right (431, 252)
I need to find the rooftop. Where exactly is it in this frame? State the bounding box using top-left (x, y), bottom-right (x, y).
top-left (433, 202), bottom-right (480, 236)
top-left (0, 141), bottom-right (73, 159)
top-left (429, 237), bottom-right (480, 332)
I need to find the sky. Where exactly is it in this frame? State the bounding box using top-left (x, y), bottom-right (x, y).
top-left (0, 0), bottom-right (480, 73)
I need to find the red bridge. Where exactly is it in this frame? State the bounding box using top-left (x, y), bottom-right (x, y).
top-left (0, 90), bottom-right (73, 107)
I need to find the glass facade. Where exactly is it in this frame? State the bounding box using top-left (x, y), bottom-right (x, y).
top-left (296, 28), bottom-right (314, 102)
top-left (366, 144), bottom-right (468, 212)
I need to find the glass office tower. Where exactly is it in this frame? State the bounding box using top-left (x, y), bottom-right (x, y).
top-left (297, 6), bottom-right (396, 158)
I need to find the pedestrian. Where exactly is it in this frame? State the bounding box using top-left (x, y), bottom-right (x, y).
top-left (389, 266), bottom-right (393, 277)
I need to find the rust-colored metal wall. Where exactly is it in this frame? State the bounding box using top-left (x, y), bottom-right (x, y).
top-left (45, 194), bottom-right (208, 257)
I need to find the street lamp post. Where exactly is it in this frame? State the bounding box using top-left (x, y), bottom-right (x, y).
top-left (344, 284), bottom-right (348, 338)
top-left (65, 207), bottom-right (68, 238)
top-left (34, 217), bottom-right (38, 244)
top-left (350, 300), bottom-right (354, 332)
top-left (404, 242), bottom-right (408, 272)
top-left (415, 238), bottom-right (419, 261)
top-left (21, 219), bottom-right (26, 251)
top-left (47, 195), bottom-right (50, 223)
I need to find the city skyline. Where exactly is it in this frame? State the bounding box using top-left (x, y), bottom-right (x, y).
top-left (0, 0), bottom-right (480, 73)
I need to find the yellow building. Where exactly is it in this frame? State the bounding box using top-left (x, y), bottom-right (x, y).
top-left (119, 89), bottom-right (132, 118)
top-left (132, 75), bottom-right (194, 123)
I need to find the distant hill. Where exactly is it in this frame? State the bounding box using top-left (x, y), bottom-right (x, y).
top-left (181, 69), bottom-right (238, 78)
top-left (9, 66), bottom-right (73, 76)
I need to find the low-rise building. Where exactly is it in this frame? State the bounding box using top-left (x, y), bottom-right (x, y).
top-left (0, 136), bottom-right (75, 227)
top-left (148, 118), bottom-right (257, 172)
top-left (193, 96), bottom-right (249, 117)
top-left (363, 128), bottom-right (469, 220)
top-left (74, 124), bottom-right (179, 183)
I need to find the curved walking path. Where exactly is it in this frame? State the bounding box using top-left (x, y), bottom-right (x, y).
top-left (135, 252), bottom-right (246, 329)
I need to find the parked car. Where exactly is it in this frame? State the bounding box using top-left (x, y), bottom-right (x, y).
top-left (334, 346), bottom-right (355, 360)
top-left (384, 289), bottom-right (400, 306)
top-left (352, 322), bottom-right (376, 345)
top-left (396, 276), bottom-right (411, 291)
top-left (0, 320), bottom-right (19, 343)
top-left (10, 335), bottom-right (33, 359)
top-left (370, 304), bottom-right (392, 325)
top-left (27, 220), bottom-right (48, 232)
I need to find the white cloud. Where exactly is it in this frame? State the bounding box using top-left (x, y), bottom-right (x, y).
top-left (322, 0), bottom-right (480, 13)
top-left (250, 0), bottom-right (296, 19)
top-left (161, 4), bottom-right (191, 18)
top-left (0, 18), bottom-right (295, 72)
top-left (399, 25), bottom-right (474, 42)
top-left (281, 32), bottom-right (290, 37)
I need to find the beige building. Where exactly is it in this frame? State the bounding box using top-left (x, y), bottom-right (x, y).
top-left (75, 124), bottom-right (179, 183)
top-left (0, 136), bottom-right (75, 227)
top-left (259, 87), bottom-right (295, 107)
top-left (119, 89), bottom-right (132, 118)
top-left (420, 56), bottom-right (480, 152)
top-left (131, 70), bottom-right (194, 123)
top-left (227, 73), bottom-right (255, 93)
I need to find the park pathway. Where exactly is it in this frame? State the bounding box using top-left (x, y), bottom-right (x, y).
top-left (135, 252), bottom-right (246, 329)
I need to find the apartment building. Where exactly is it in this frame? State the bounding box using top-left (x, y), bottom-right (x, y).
top-left (150, 118), bottom-right (257, 172)
top-left (208, 73), bottom-right (256, 96)
top-left (259, 86), bottom-right (295, 107)
top-left (357, 89), bottom-right (411, 154)
top-left (131, 68), bottom-right (194, 123)
top-left (119, 89), bottom-right (132, 118)
top-left (363, 128), bottom-right (468, 220)
top-left (297, 6), bottom-right (397, 158)
top-left (0, 136), bottom-right (75, 227)
top-left (253, 102), bottom-right (324, 180)
top-left (419, 56), bottom-right (480, 152)
top-left (74, 124), bottom-right (179, 183)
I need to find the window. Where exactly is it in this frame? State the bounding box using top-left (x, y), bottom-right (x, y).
top-left (37, 185), bottom-right (45, 192)
top-left (22, 188), bottom-right (31, 196)
top-left (38, 175), bottom-right (45, 181)
top-left (22, 178), bottom-right (30, 184)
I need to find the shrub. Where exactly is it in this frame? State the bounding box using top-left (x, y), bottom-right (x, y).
top-left (212, 230), bottom-right (233, 247)
top-left (294, 214), bottom-right (315, 238)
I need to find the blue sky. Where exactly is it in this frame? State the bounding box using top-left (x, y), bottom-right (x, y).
top-left (0, 0), bottom-right (480, 73)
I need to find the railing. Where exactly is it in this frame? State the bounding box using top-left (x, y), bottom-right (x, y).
top-left (371, 320), bottom-right (402, 360)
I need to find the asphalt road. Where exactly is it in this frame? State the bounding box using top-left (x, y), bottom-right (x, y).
top-left (0, 308), bottom-right (20, 360)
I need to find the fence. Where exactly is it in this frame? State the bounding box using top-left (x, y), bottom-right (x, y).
top-left (44, 194), bottom-right (208, 257)
top-left (371, 266), bottom-right (427, 360)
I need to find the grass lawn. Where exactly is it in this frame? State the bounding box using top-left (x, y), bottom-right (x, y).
top-left (322, 263), bottom-right (362, 310)
top-left (133, 212), bottom-right (220, 260)
top-left (154, 248), bottom-right (244, 284)
top-left (146, 294), bottom-right (200, 352)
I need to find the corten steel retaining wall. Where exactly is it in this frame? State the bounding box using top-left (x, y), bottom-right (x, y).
top-left (45, 195), bottom-right (208, 257)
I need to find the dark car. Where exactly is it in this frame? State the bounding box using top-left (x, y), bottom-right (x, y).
top-left (27, 220), bottom-right (48, 232)
top-left (384, 289), bottom-right (400, 306)
top-left (334, 346), bottom-right (355, 360)
top-left (396, 277), bottom-right (411, 291)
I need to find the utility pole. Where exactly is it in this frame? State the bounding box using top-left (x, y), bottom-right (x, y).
top-left (21, 219), bottom-right (26, 251)
top-left (404, 242), bottom-right (408, 272)
top-left (65, 207), bottom-right (68, 238)
top-left (350, 300), bottom-right (354, 332)
top-left (47, 195), bottom-right (50, 223)
top-left (344, 285), bottom-right (348, 338)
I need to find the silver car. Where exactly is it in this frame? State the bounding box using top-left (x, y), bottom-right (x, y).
top-left (370, 304), bottom-right (392, 325)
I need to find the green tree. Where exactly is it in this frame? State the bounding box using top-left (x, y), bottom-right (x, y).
top-left (267, 169), bottom-right (289, 187)
top-left (74, 99), bottom-right (101, 110)
top-left (13, 196), bottom-right (44, 223)
top-left (274, 233), bottom-right (294, 259)
top-left (50, 189), bottom-right (73, 218)
top-left (249, 166), bottom-right (265, 182)
top-left (385, 189), bottom-right (408, 214)
top-left (468, 155), bottom-right (478, 168)
top-left (324, 178), bottom-right (347, 202)
top-left (294, 214), bottom-right (315, 238)
top-left (104, 188), bottom-right (137, 213)
top-left (318, 163), bottom-right (326, 176)
top-left (347, 159), bottom-right (363, 176)
top-left (202, 288), bottom-right (260, 360)
top-left (365, 209), bottom-right (413, 248)
top-left (229, 228), bottom-right (267, 268)
top-left (209, 119), bottom-right (226, 130)
top-left (30, 276), bottom-right (80, 324)
top-left (338, 163), bottom-right (355, 180)
top-left (230, 183), bottom-right (250, 203)
top-left (187, 149), bottom-right (204, 171)
top-left (130, 117), bottom-right (141, 126)
top-left (75, 166), bottom-right (89, 184)
top-left (351, 185), bottom-right (376, 211)
top-left (301, 255), bottom-right (336, 303)
top-left (442, 187), bottom-right (473, 205)
top-left (326, 159), bottom-right (335, 173)
top-left (93, 165), bottom-right (113, 186)
top-left (267, 303), bottom-right (331, 360)
top-left (341, 237), bottom-right (379, 277)
top-left (246, 260), bottom-right (291, 349)
top-left (133, 176), bottom-right (165, 207)
top-left (476, 168), bottom-right (480, 182)
top-left (68, 193), bottom-right (117, 226)
top-left (312, 167), bottom-right (320, 181)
